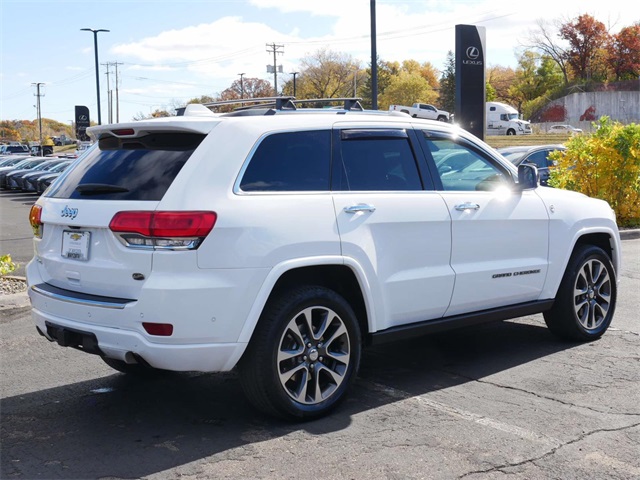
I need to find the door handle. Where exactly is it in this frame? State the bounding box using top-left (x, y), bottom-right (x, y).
top-left (344, 204), bottom-right (376, 214)
top-left (454, 202), bottom-right (480, 211)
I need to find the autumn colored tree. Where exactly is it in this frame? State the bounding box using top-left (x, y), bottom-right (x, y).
top-left (286, 48), bottom-right (361, 101)
top-left (608, 24), bottom-right (640, 80)
top-left (219, 77), bottom-right (273, 101)
top-left (486, 66), bottom-right (516, 104)
top-left (378, 71), bottom-right (438, 109)
top-left (560, 14), bottom-right (610, 82)
top-left (0, 121), bottom-right (21, 142)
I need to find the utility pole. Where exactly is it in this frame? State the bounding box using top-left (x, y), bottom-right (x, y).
top-left (238, 73), bottom-right (245, 99)
top-left (113, 62), bottom-right (123, 123)
top-left (370, 0), bottom-right (378, 109)
top-left (290, 72), bottom-right (298, 97)
top-left (102, 62), bottom-right (112, 123)
top-left (32, 83), bottom-right (45, 154)
top-left (266, 43), bottom-right (284, 96)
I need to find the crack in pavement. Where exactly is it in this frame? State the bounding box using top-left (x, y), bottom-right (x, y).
top-left (458, 421), bottom-right (640, 478)
top-left (441, 369), bottom-right (640, 417)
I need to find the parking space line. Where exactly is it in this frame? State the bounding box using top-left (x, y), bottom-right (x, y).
top-left (361, 380), bottom-right (562, 448)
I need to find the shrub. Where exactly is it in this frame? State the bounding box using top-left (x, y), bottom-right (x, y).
top-left (548, 117), bottom-right (640, 227)
top-left (0, 254), bottom-right (17, 276)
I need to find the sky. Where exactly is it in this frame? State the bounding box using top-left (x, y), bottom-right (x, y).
top-left (1, 0), bottom-right (637, 126)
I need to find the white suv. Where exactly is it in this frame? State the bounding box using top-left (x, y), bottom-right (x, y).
top-left (26, 98), bottom-right (621, 420)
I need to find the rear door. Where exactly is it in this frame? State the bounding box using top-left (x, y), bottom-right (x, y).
top-left (33, 131), bottom-right (206, 300)
top-left (331, 125), bottom-right (454, 332)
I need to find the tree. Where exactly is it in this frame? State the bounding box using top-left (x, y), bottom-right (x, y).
top-left (486, 66), bottom-right (516, 104)
top-left (289, 48), bottom-right (361, 100)
top-left (559, 14), bottom-right (610, 82)
top-left (0, 121), bottom-right (22, 142)
top-left (524, 19), bottom-right (571, 85)
top-left (438, 51), bottom-right (455, 113)
top-left (359, 58), bottom-right (401, 109)
top-left (219, 77), bottom-right (273, 101)
top-left (378, 71), bottom-right (437, 109)
top-left (510, 51), bottom-right (564, 118)
top-left (607, 24), bottom-right (640, 80)
top-left (401, 60), bottom-right (440, 90)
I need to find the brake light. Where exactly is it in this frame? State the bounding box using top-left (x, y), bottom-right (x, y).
top-left (109, 211), bottom-right (216, 250)
top-left (111, 128), bottom-right (135, 136)
top-left (29, 204), bottom-right (43, 238)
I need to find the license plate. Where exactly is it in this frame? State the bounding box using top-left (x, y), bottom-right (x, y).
top-left (62, 231), bottom-right (91, 261)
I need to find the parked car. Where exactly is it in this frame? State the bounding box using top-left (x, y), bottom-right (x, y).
top-left (0, 155), bottom-right (31, 168)
top-left (0, 144), bottom-right (29, 155)
top-left (497, 144), bottom-right (566, 186)
top-left (15, 159), bottom-right (71, 192)
top-left (549, 124), bottom-right (582, 134)
top-left (25, 160), bottom-right (73, 193)
top-left (0, 157), bottom-right (48, 189)
top-left (27, 98), bottom-right (621, 420)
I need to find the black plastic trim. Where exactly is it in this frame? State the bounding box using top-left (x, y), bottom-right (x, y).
top-left (31, 283), bottom-right (135, 309)
top-left (368, 299), bottom-right (555, 346)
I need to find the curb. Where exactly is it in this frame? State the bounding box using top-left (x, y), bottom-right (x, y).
top-left (619, 228), bottom-right (640, 240)
top-left (1, 230), bottom-right (638, 313)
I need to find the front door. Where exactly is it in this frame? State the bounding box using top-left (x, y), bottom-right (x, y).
top-left (418, 132), bottom-right (550, 316)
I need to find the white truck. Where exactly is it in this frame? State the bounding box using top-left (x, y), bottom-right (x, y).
top-left (486, 101), bottom-right (532, 135)
top-left (389, 103), bottom-right (450, 122)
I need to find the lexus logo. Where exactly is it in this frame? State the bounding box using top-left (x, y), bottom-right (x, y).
top-left (78, 115), bottom-right (88, 121)
top-left (463, 46), bottom-right (483, 65)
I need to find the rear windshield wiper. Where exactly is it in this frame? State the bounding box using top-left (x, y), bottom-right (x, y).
top-left (75, 183), bottom-right (130, 195)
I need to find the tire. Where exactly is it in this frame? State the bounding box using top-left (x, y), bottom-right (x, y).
top-left (544, 245), bottom-right (616, 341)
top-left (238, 285), bottom-right (362, 420)
top-left (437, 116), bottom-right (447, 122)
top-left (101, 357), bottom-right (169, 376)
top-left (506, 129), bottom-right (516, 135)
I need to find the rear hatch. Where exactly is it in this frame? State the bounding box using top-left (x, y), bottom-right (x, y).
top-left (32, 120), bottom-right (216, 300)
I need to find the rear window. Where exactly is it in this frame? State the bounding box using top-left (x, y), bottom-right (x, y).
top-left (46, 133), bottom-right (205, 200)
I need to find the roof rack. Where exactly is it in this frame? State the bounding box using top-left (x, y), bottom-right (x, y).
top-left (200, 96), bottom-right (365, 113)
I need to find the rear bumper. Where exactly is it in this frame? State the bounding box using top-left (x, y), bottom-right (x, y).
top-left (26, 259), bottom-right (269, 372)
top-left (31, 304), bottom-right (246, 372)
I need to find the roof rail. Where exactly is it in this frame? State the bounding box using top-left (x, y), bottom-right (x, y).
top-left (199, 96), bottom-right (365, 113)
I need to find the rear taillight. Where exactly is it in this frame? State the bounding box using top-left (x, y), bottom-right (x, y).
top-left (109, 211), bottom-right (217, 250)
top-left (142, 322), bottom-right (173, 336)
top-left (29, 204), bottom-right (43, 238)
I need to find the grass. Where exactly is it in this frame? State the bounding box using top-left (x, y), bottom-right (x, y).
top-left (484, 134), bottom-right (573, 149)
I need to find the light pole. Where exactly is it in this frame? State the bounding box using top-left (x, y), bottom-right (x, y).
top-left (81, 28), bottom-right (109, 125)
top-left (290, 72), bottom-right (298, 97)
top-left (238, 73), bottom-right (245, 99)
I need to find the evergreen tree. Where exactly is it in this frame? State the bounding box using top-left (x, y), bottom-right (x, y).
top-left (438, 51), bottom-right (455, 113)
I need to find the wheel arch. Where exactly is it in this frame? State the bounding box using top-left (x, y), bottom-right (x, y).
top-left (237, 260), bottom-right (372, 346)
top-left (543, 229), bottom-right (621, 300)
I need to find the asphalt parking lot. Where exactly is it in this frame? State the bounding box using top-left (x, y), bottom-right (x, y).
top-left (1, 189), bottom-right (639, 479)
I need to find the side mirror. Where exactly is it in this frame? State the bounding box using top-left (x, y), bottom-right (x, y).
top-left (517, 163), bottom-right (538, 190)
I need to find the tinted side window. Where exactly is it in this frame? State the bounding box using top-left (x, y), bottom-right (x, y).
top-left (240, 130), bottom-right (330, 192)
top-left (335, 131), bottom-right (423, 191)
top-left (526, 150), bottom-right (553, 168)
top-left (47, 133), bottom-right (204, 200)
top-left (422, 136), bottom-right (511, 191)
